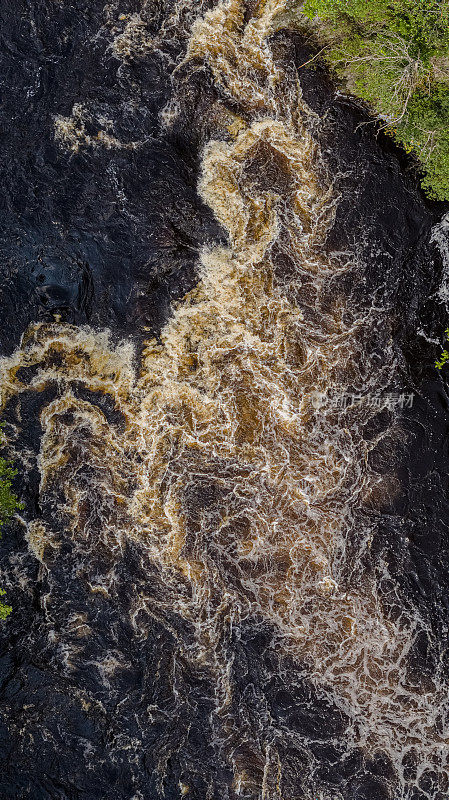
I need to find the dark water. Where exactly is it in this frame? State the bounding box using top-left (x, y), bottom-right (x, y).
top-left (1, 3), bottom-right (449, 799)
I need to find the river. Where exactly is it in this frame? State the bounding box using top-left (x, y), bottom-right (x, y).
top-left (0, 2), bottom-right (448, 799)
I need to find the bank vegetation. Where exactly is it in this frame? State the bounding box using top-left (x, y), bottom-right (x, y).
top-left (298, 0), bottom-right (449, 200)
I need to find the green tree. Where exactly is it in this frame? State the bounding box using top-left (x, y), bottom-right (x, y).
top-left (301, 0), bottom-right (449, 199)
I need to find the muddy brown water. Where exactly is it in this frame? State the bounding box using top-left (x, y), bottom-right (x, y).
top-left (0, 2), bottom-right (449, 799)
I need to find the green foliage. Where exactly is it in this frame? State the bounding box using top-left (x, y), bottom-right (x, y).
top-left (301, 0), bottom-right (449, 199)
top-left (436, 326), bottom-right (449, 369)
top-left (0, 457), bottom-right (20, 530)
top-left (303, 0), bottom-right (449, 56)
top-left (0, 589), bottom-right (11, 620)
top-left (396, 85), bottom-right (449, 198)
top-left (0, 426), bottom-right (22, 619)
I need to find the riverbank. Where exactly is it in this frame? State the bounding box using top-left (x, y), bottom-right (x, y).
top-left (294, 0), bottom-right (449, 201)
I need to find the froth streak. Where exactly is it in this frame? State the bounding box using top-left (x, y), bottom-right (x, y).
top-left (1, 0), bottom-right (448, 796)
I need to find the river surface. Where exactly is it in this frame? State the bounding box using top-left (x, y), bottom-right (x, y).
top-left (1, 2), bottom-right (449, 799)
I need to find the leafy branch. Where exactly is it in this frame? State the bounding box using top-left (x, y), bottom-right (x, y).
top-left (0, 425), bottom-right (23, 619)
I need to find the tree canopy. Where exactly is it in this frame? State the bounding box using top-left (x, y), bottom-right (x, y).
top-left (302, 0), bottom-right (449, 199)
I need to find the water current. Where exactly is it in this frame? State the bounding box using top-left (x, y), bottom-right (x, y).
top-left (1, 2), bottom-right (449, 799)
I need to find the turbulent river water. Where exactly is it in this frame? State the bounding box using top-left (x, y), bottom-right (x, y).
top-left (1, 2), bottom-right (449, 799)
